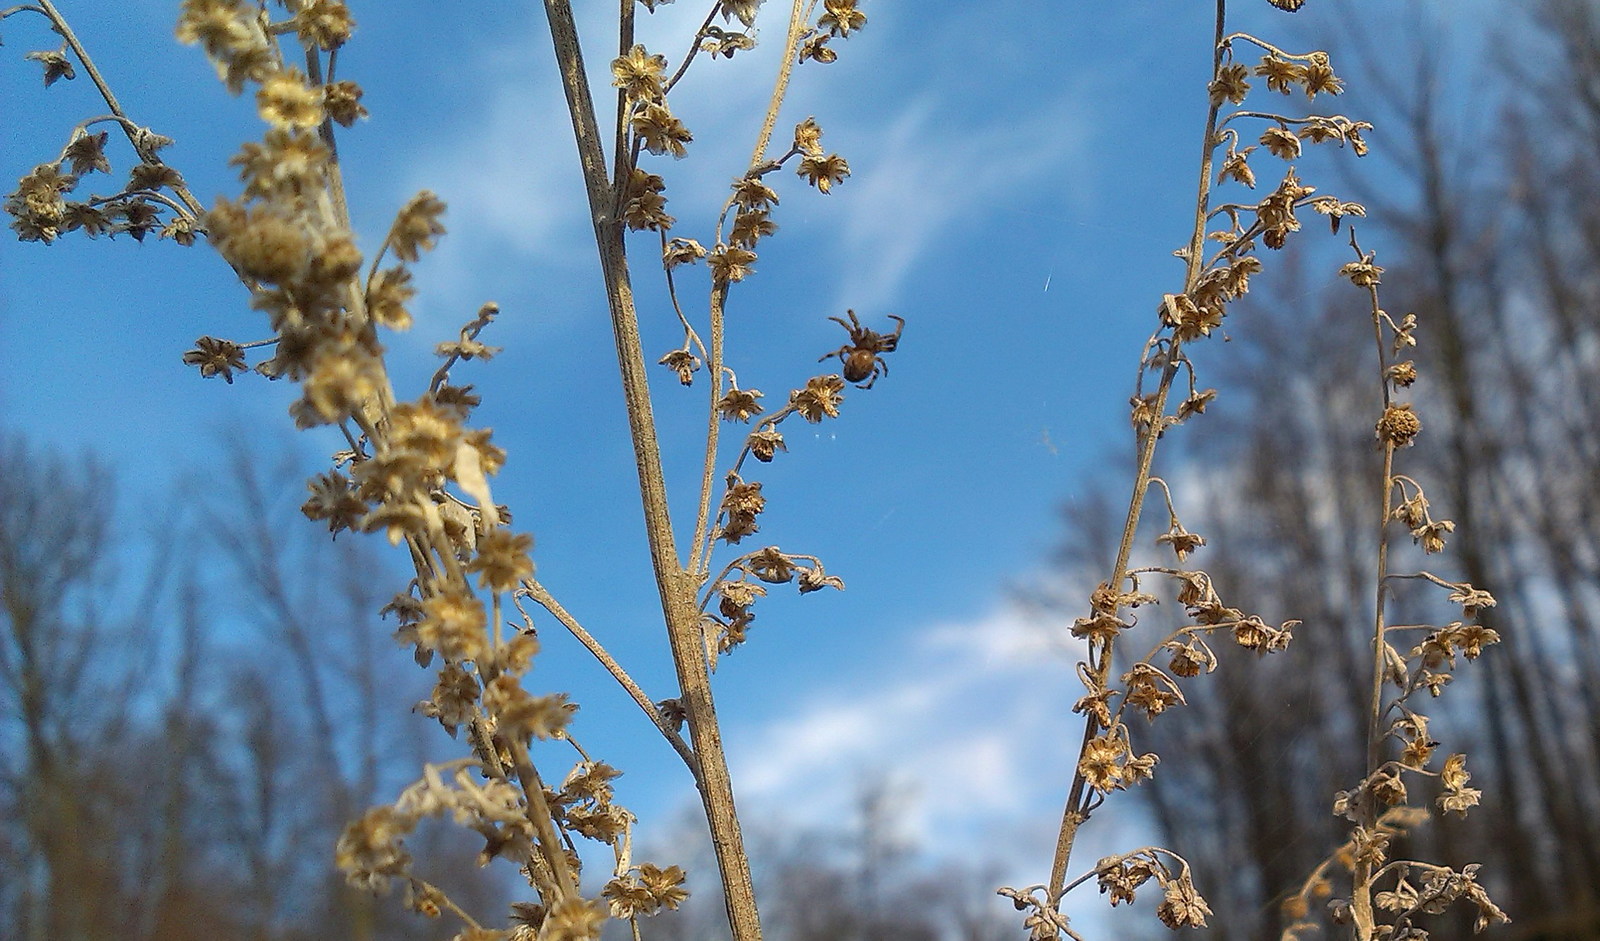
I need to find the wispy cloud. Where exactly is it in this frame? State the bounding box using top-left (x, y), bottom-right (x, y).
top-left (829, 93), bottom-right (1094, 311)
top-left (731, 603), bottom-right (1087, 847)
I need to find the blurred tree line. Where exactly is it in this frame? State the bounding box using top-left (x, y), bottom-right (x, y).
top-left (1042, 3), bottom-right (1600, 938)
top-left (0, 433), bottom-right (1015, 940)
top-left (0, 436), bottom-right (507, 940)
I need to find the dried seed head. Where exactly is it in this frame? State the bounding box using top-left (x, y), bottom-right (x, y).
top-left (1376, 403), bottom-right (1422, 447)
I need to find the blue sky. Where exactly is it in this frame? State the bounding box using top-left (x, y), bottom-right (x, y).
top-left (0, 0), bottom-right (1500, 930)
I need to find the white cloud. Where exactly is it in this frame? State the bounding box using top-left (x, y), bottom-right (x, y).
top-left (830, 94), bottom-right (1093, 311)
top-left (731, 604), bottom-right (1085, 846)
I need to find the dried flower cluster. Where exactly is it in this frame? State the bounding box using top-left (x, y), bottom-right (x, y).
top-left (1001, 4), bottom-right (1501, 938)
top-left (1271, 241), bottom-right (1508, 940)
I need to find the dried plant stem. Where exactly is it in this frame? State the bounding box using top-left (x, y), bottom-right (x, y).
top-left (1047, 0), bottom-right (1229, 909)
top-left (540, 3), bottom-right (761, 938)
top-left (749, 0), bottom-right (809, 167)
top-left (1354, 238), bottom-right (1396, 940)
top-left (521, 577), bottom-right (699, 773)
top-left (690, 282), bottom-right (728, 577)
top-left (33, 0), bottom-right (203, 216)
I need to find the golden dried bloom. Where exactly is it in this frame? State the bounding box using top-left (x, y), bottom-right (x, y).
top-left (797, 564), bottom-right (844, 593)
top-left (463, 428), bottom-right (507, 477)
top-left (1156, 875), bottom-right (1213, 929)
top-left (5, 163), bottom-right (76, 242)
top-left (793, 116), bottom-right (824, 156)
top-left (604, 877), bottom-right (655, 920)
top-left (1177, 389), bottom-right (1218, 422)
top-left (717, 387), bottom-right (763, 422)
top-left (419, 662), bottom-right (480, 734)
top-left (484, 676), bottom-right (575, 741)
top-left (1233, 616), bottom-right (1270, 650)
top-left (1157, 525), bottom-right (1206, 561)
top-left (1401, 736), bottom-right (1436, 770)
top-left (232, 128), bottom-right (330, 199)
top-left (131, 161), bottom-right (186, 193)
top-left (495, 632), bottom-right (540, 676)
top-left (719, 0), bottom-right (763, 27)
top-left (1124, 666), bottom-right (1182, 721)
top-left (731, 176), bottom-right (780, 211)
top-left (431, 384), bottom-right (482, 421)
top-left (1255, 55), bottom-right (1304, 93)
top-left (633, 102), bottom-right (693, 157)
top-left (1168, 293), bottom-right (1225, 342)
top-left (719, 481), bottom-right (766, 544)
top-left (295, 0), bottom-right (354, 49)
top-left (658, 349), bottom-right (701, 385)
top-left (702, 26), bottom-right (756, 59)
top-left (1376, 403), bottom-right (1422, 447)
top-left (1412, 517), bottom-right (1455, 553)
top-left (205, 200), bottom-right (309, 284)
top-left (747, 546), bottom-right (796, 583)
top-left (624, 189), bottom-right (673, 231)
top-left (336, 805), bottom-right (415, 891)
top-left (390, 398), bottom-right (465, 473)
top-left (1210, 62), bottom-right (1251, 105)
top-left (183, 335), bottom-right (248, 383)
top-left (418, 587), bottom-right (488, 663)
top-left (639, 863), bottom-right (689, 911)
top-left (1166, 641), bottom-right (1212, 678)
top-left (1392, 489), bottom-right (1429, 528)
top-left (1340, 258), bottom-right (1384, 287)
top-left (1387, 360), bottom-right (1418, 387)
top-left (731, 208), bottom-right (778, 248)
top-left (62, 130), bottom-right (111, 175)
top-left (1370, 768), bottom-right (1407, 806)
top-left (1129, 393), bottom-right (1161, 434)
top-left (612, 43), bottom-right (667, 101)
top-left (540, 896), bottom-right (608, 941)
top-left (258, 69), bottom-right (326, 129)
top-left (296, 344), bottom-right (382, 425)
top-left (799, 33), bottom-right (837, 63)
top-left (663, 237), bottom-right (706, 267)
top-left (708, 243), bottom-right (757, 283)
top-left (1071, 612), bottom-right (1128, 645)
top-left (797, 152), bottom-right (850, 193)
top-left (1258, 169), bottom-right (1314, 249)
top-left (357, 489), bottom-right (431, 544)
top-left (368, 265), bottom-right (417, 330)
top-left (791, 374), bottom-right (845, 422)
top-left (719, 579), bottom-right (766, 611)
top-left (1448, 584), bottom-right (1496, 618)
top-left (1453, 623), bottom-right (1500, 660)
top-left (819, 0), bottom-right (866, 36)
top-left (302, 469), bottom-right (368, 534)
top-left (1078, 733), bottom-right (1126, 792)
top-left (1301, 52), bottom-right (1342, 97)
top-left (748, 428), bottom-right (786, 462)
top-left (1217, 146), bottom-right (1257, 188)
top-left (25, 49), bottom-right (76, 86)
top-left (467, 529), bottom-right (535, 592)
top-left (1261, 125), bottom-right (1302, 159)
top-left (177, 0), bottom-right (275, 93)
top-left (324, 79), bottom-right (368, 126)
top-left (390, 191), bottom-right (448, 262)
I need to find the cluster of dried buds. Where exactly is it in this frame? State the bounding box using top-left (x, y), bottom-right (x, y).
top-left (3, 4), bottom-right (201, 244)
top-left (1006, 22), bottom-right (1395, 939)
top-left (1274, 244), bottom-right (1507, 940)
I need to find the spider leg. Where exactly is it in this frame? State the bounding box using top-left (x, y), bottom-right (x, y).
top-left (818, 345), bottom-right (852, 363)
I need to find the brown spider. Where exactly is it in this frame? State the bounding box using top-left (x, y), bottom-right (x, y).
top-left (818, 310), bottom-right (905, 389)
